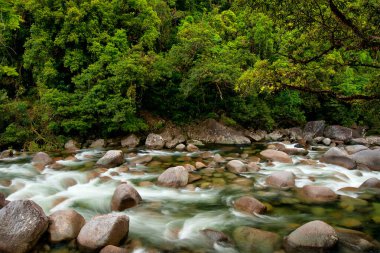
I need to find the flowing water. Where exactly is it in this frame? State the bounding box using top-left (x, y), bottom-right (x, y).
top-left (1, 144), bottom-right (380, 253)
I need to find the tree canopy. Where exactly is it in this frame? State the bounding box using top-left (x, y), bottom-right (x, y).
top-left (0, 0), bottom-right (379, 149)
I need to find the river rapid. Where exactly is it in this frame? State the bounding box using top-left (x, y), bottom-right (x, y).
top-left (1, 143), bottom-right (380, 253)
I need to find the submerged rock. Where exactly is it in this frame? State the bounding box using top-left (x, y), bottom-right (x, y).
top-left (157, 166), bottom-right (189, 188)
top-left (201, 229), bottom-right (233, 247)
top-left (260, 149), bottom-right (293, 163)
top-left (299, 185), bottom-right (337, 203)
top-left (284, 220), bottom-right (338, 253)
top-left (320, 147), bottom-right (356, 169)
top-left (77, 214), bottom-right (129, 252)
top-left (336, 227), bottom-right (380, 253)
top-left (111, 183), bottom-right (142, 211)
top-left (0, 200), bottom-right (49, 253)
top-left (233, 226), bottom-right (281, 253)
top-left (233, 196), bottom-right (266, 215)
top-left (359, 178), bottom-right (380, 189)
top-left (48, 209), bottom-right (85, 243)
top-left (100, 245), bottom-right (128, 253)
top-left (145, 133), bottom-right (165, 149)
top-left (266, 171), bottom-right (295, 189)
top-left (96, 150), bottom-right (125, 168)
top-left (226, 160), bottom-right (247, 173)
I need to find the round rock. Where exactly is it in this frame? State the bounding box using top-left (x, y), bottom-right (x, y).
top-left (96, 150), bottom-right (125, 168)
top-left (157, 166), bottom-right (189, 188)
top-left (266, 171), bottom-right (295, 188)
top-left (111, 183), bottom-right (142, 211)
top-left (300, 185), bottom-right (337, 203)
top-left (77, 213), bottom-right (129, 252)
top-left (0, 200), bottom-right (49, 253)
top-left (48, 209), bottom-right (85, 243)
top-left (226, 160), bottom-right (247, 173)
top-left (260, 149), bottom-right (293, 164)
top-left (233, 196), bottom-right (266, 215)
top-left (284, 220), bottom-right (338, 252)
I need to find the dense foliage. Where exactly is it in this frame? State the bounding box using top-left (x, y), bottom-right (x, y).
top-left (0, 0), bottom-right (379, 149)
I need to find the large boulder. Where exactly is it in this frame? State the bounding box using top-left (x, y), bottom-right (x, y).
top-left (145, 133), bottom-right (165, 149)
top-left (32, 152), bottom-right (52, 168)
top-left (77, 214), bottom-right (129, 252)
top-left (266, 171), bottom-right (295, 189)
top-left (233, 226), bottom-right (281, 253)
top-left (111, 183), bottom-right (142, 211)
top-left (0, 200), bottom-right (49, 253)
top-left (64, 139), bottom-right (79, 152)
top-left (48, 209), bottom-right (85, 243)
top-left (226, 160), bottom-right (247, 173)
top-left (324, 125), bottom-right (352, 142)
top-left (160, 126), bottom-right (186, 149)
top-left (303, 120), bottom-right (325, 140)
top-left (359, 178), bottom-right (380, 189)
top-left (286, 127), bottom-right (303, 141)
top-left (90, 139), bottom-right (105, 149)
top-left (245, 130), bottom-right (267, 142)
top-left (320, 147), bottom-right (356, 169)
top-left (121, 134), bottom-right (140, 148)
top-left (187, 119), bottom-right (251, 145)
top-left (233, 196), bottom-right (266, 215)
top-left (336, 227), bottom-right (380, 253)
top-left (351, 149), bottom-right (380, 171)
top-left (284, 220), bottom-right (338, 253)
top-left (260, 149), bottom-right (293, 164)
top-left (345, 145), bottom-right (368, 155)
top-left (299, 185), bottom-right (337, 203)
top-left (96, 150), bottom-right (125, 168)
top-left (157, 166), bottom-right (189, 188)
top-left (366, 136), bottom-right (380, 146)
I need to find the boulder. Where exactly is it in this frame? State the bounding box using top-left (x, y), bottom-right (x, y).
top-left (121, 134), bottom-right (140, 148)
top-left (77, 214), bottom-right (129, 252)
top-left (324, 125), bottom-right (352, 142)
top-left (282, 148), bottom-right (309, 156)
top-left (96, 150), bottom-right (124, 168)
top-left (145, 134), bottom-right (165, 149)
top-left (336, 227), bottom-right (380, 253)
top-left (366, 136), bottom-right (380, 146)
top-left (186, 144), bottom-right (199, 152)
top-left (320, 147), bottom-right (356, 169)
top-left (260, 149), bottom-right (293, 164)
top-left (226, 160), bottom-right (247, 173)
top-left (247, 162), bottom-right (261, 172)
top-left (111, 183), bottom-right (142, 211)
top-left (187, 119), bottom-right (251, 145)
top-left (286, 127), bottom-right (303, 141)
top-left (0, 200), bottom-right (49, 253)
top-left (284, 220), bottom-right (338, 253)
top-left (322, 138), bottom-right (331, 146)
top-left (0, 149), bottom-right (13, 159)
top-left (175, 144), bottom-right (186, 151)
top-left (233, 196), bottom-right (266, 215)
top-left (303, 120), bottom-right (325, 140)
top-left (64, 140), bottom-right (79, 152)
top-left (32, 152), bottom-right (52, 167)
top-left (351, 149), bottom-right (380, 171)
top-left (233, 226), bottom-right (281, 253)
top-left (246, 130), bottom-right (267, 142)
top-left (100, 245), bottom-right (128, 253)
top-left (213, 154), bottom-right (225, 163)
top-left (48, 209), bottom-right (85, 243)
top-left (159, 125), bottom-right (186, 149)
top-left (130, 155), bottom-right (152, 164)
top-left (351, 138), bottom-right (368, 146)
top-left (90, 139), bottom-right (105, 149)
top-left (266, 171), bottom-right (295, 189)
top-left (195, 162), bottom-right (206, 169)
top-left (345, 145), bottom-right (368, 155)
top-left (157, 166), bottom-right (189, 188)
top-left (201, 229), bottom-right (233, 247)
top-left (267, 130), bottom-right (284, 141)
top-left (359, 178), bottom-right (380, 189)
top-left (299, 185), bottom-right (337, 203)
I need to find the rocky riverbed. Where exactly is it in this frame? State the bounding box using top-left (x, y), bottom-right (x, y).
top-left (1, 120), bottom-right (380, 253)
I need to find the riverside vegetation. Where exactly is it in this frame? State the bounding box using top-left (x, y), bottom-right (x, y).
top-left (0, 0), bottom-right (380, 150)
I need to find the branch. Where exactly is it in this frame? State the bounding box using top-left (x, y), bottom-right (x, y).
top-left (279, 45), bottom-right (336, 64)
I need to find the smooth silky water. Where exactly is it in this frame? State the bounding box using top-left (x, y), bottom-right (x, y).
top-left (1, 144), bottom-right (380, 253)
